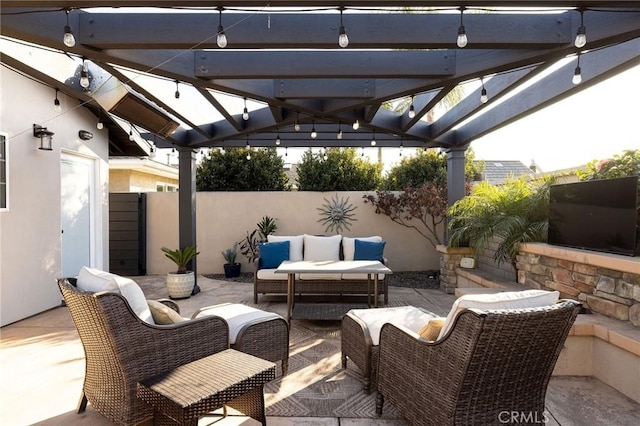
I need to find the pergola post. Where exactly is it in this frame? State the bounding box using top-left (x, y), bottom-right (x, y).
top-left (178, 147), bottom-right (200, 295)
top-left (444, 146), bottom-right (467, 243)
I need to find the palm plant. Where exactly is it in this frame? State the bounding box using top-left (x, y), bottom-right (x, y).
top-left (161, 245), bottom-right (199, 274)
top-left (447, 177), bottom-right (555, 275)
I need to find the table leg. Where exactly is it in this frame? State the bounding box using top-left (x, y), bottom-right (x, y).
top-left (374, 274), bottom-right (379, 308)
top-left (287, 273), bottom-right (293, 322)
top-left (367, 273), bottom-right (372, 308)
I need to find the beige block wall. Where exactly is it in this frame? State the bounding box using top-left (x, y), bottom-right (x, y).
top-left (146, 191), bottom-right (442, 275)
top-left (110, 169), bottom-right (178, 192)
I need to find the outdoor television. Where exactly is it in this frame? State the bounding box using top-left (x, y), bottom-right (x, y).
top-left (547, 176), bottom-right (639, 257)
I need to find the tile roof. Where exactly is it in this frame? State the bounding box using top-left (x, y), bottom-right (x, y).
top-left (477, 160), bottom-right (535, 184)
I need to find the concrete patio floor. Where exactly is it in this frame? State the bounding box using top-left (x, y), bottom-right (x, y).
top-left (1, 275), bottom-right (639, 425)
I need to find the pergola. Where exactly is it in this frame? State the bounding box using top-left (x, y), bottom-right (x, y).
top-left (2, 1), bottom-right (639, 280)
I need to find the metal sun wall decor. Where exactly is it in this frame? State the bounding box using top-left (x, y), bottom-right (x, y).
top-left (317, 194), bottom-right (357, 234)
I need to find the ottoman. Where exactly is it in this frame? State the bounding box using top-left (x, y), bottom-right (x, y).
top-left (193, 303), bottom-right (289, 375)
top-left (341, 305), bottom-right (438, 393)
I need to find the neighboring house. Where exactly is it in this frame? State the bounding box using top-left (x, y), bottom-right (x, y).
top-left (477, 160), bottom-right (535, 184)
top-left (110, 157), bottom-right (179, 192)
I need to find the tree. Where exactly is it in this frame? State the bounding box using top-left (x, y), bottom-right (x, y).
top-left (363, 183), bottom-right (448, 248)
top-left (196, 148), bottom-right (290, 191)
top-left (447, 177), bottom-right (555, 274)
top-left (383, 147), bottom-right (484, 190)
top-left (296, 148), bottom-right (382, 191)
top-left (576, 149), bottom-right (640, 182)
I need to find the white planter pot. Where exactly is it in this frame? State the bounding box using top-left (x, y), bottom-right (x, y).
top-left (166, 271), bottom-right (195, 299)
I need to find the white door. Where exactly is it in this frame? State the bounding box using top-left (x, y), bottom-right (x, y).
top-left (61, 153), bottom-right (95, 277)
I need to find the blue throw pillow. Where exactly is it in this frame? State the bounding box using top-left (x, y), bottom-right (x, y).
top-left (259, 241), bottom-right (290, 269)
top-left (354, 239), bottom-right (386, 262)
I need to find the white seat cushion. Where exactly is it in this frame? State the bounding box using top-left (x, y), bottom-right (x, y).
top-left (303, 234), bottom-right (342, 261)
top-left (341, 273), bottom-right (385, 280)
top-left (438, 289), bottom-right (560, 340)
top-left (256, 268), bottom-right (290, 280)
top-left (299, 273), bottom-right (342, 281)
top-left (267, 235), bottom-right (304, 261)
top-left (76, 266), bottom-right (154, 324)
top-left (342, 236), bottom-right (382, 261)
top-left (194, 303), bottom-right (281, 344)
top-left (347, 306), bottom-right (438, 346)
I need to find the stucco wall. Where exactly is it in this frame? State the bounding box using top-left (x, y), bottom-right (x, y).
top-left (0, 66), bottom-right (110, 326)
top-left (110, 169), bottom-right (178, 192)
top-left (146, 191), bottom-right (442, 275)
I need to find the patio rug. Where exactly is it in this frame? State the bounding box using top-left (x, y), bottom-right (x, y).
top-left (240, 300), bottom-right (407, 419)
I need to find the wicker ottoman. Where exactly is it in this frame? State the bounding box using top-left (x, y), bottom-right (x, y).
top-left (341, 306), bottom-right (438, 393)
top-left (193, 303), bottom-right (289, 376)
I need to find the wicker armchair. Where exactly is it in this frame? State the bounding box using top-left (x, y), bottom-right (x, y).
top-left (376, 300), bottom-right (581, 426)
top-left (58, 278), bottom-right (230, 426)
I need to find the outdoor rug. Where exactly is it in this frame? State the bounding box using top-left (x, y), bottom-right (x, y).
top-left (241, 300), bottom-right (407, 419)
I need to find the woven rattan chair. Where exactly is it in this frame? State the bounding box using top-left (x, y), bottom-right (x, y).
top-left (375, 300), bottom-right (581, 426)
top-left (58, 278), bottom-right (230, 425)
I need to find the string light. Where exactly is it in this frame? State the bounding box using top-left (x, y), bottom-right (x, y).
top-left (323, 147), bottom-right (328, 160)
top-left (53, 89), bottom-right (61, 112)
top-left (408, 95), bottom-right (416, 118)
top-left (80, 58), bottom-right (90, 89)
top-left (457, 7), bottom-right (468, 48)
top-left (575, 9), bottom-right (587, 48)
top-left (275, 129), bottom-right (281, 145)
top-left (361, 146), bottom-right (364, 157)
top-left (399, 138), bottom-right (404, 157)
top-left (293, 112), bottom-right (301, 131)
top-left (129, 123), bottom-right (135, 141)
top-left (572, 54), bottom-right (582, 85)
top-left (352, 119), bottom-right (360, 130)
top-left (311, 121), bottom-right (317, 139)
top-left (242, 97), bottom-right (249, 120)
top-left (217, 7), bottom-right (228, 48)
top-left (246, 137), bottom-right (251, 160)
top-left (220, 141), bottom-right (225, 154)
top-left (285, 146), bottom-right (288, 157)
top-left (370, 130), bottom-right (376, 146)
top-left (63, 9), bottom-right (76, 48)
top-left (480, 78), bottom-right (488, 103)
top-left (96, 115), bottom-right (104, 130)
top-left (337, 123), bottom-right (343, 140)
top-left (338, 7), bottom-right (349, 48)
top-left (174, 80), bottom-right (180, 99)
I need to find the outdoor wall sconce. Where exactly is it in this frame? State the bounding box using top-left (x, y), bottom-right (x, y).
top-left (33, 124), bottom-right (54, 151)
top-left (78, 130), bottom-right (93, 141)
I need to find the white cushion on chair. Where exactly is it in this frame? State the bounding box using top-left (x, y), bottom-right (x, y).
top-left (303, 234), bottom-right (342, 261)
top-left (342, 236), bottom-right (382, 261)
top-left (347, 306), bottom-right (438, 346)
top-left (438, 289), bottom-right (560, 340)
top-left (267, 235), bottom-right (304, 261)
top-left (77, 266), bottom-right (155, 325)
top-left (194, 303), bottom-right (281, 344)
top-left (256, 268), bottom-right (289, 280)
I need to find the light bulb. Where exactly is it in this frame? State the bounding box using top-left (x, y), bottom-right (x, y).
top-left (129, 131), bottom-right (134, 141)
top-left (294, 121), bottom-right (300, 131)
top-left (339, 27), bottom-right (349, 48)
top-left (276, 134), bottom-right (281, 145)
top-left (246, 142), bottom-right (250, 150)
top-left (217, 28), bottom-right (227, 48)
top-left (311, 128), bottom-right (317, 139)
top-left (575, 27), bottom-right (586, 48)
top-left (352, 119), bottom-right (359, 130)
top-left (457, 27), bottom-right (468, 48)
top-left (370, 132), bottom-right (376, 146)
top-left (54, 90), bottom-right (62, 112)
top-left (80, 70), bottom-right (89, 89)
top-left (242, 108), bottom-right (249, 121)
top-left (408, 104), bottom-right (415, 119)
top-left (285, 147), bottom-right (288, 157)
top-left (572, 66), bottom-right (582, 85)
top-left (174, 80), bottom-right (180, 99)
top-left (63, 27), bottom-right (76, 48)
top-left (247, 152), bottom-right (251, 160)
top-left (63, 10), bottom-right (75, 48)
top-left (337, 129), bottom-right (343, 140)
top-left (324, 153), bottom-right (328, 160)
top-left (96, 119), bottom-right (104, 130)
top-left (480, 87), bottom-right (488, 103)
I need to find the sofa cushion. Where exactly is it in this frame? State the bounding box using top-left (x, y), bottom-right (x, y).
top-left (438, 289), bottom-right (560, 340)
top-left (256, 268), bottom-right (290, 280)
top-left (268, 235), bottom-right (304, 261)
top-left (259, 241), bottom-right (290, 269)
top-left (343, 236), bottom-right (382, 261)
top-left (303, 234), bottom-right (342, 261)
top-left (347, 306), bottom-right (438, 346)
top-left (354, 239), bottom-right (386, 262)
top-left (77, 266), bottom-right (155, 324)
top-left (194, 302), bottom-right (281, 344)
top-left (418, 317), bottom-right (446, 341)
top-left (147, 300), bottom-right (187, 325)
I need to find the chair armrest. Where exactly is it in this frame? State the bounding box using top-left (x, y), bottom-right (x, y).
top-left (254, 257), bottom-right (262, 272)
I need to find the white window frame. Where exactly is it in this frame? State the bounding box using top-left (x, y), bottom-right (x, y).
top-left (0, 132), bottom-right (8, 211)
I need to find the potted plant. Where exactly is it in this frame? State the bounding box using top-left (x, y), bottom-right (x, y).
top-left (161, 245), bottom-right (199, 299)
top-left (221, 243), bottom-right (241, 278)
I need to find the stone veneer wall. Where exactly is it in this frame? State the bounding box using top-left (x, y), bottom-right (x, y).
top-left (476, 236), bottom-right (517, 282)
top-left (437, 245), bottom-right (475, 294)
top-left (518, 243), bottom-right (640, 326)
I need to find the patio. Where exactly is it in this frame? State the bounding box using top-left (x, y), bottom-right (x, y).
top-left (2, 275), bottom-right (639, 425)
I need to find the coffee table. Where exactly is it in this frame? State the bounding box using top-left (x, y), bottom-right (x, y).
top-left (275, 260), bottom-right (392, 322)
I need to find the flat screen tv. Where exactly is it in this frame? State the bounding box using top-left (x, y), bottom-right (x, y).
top-left (547, 176), bottom-right (639, 257)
